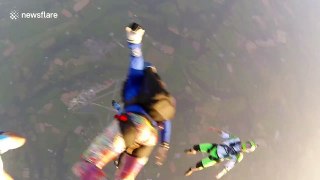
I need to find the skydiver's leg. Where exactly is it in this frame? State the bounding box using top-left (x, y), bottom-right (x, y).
top-left (185, 156), bottom-right (218, 176)
top-left (185, 143), bottom-right (215, 155)
top-left (185, 144), bottom-right (219, 176)
top-left (114, 146), bottom-right (152, 180)
top-left (114, 141), bottom-right (151, 169)
top-left (82, 120), bottom-right (125, 168)
top-left (115, 114), bottom-right (157, 180)
top-left (73, 121), bottom-right (125, 179)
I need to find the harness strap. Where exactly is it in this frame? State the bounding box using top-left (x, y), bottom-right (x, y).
top-left (220, 144), bottom-right (238, 156)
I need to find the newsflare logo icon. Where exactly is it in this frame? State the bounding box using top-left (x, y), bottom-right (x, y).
top-left (9, 9), bottom-right (58, 20)
top-left (10, 10), bottom-right (19, 20)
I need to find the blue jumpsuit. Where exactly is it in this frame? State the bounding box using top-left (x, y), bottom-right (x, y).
top-left (123, 42), bottom-right (171, 145)
top-left (76, 42), bottom-right (172, 180)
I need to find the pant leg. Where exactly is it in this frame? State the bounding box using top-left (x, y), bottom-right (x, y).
top-left (208, 144), bottom-right (220, 160)
top-left (196, 156), bottom-right (218, 169)
top-left (198, 145), bottom-right (219, 168)
top-left (82, 120), bottom-right (126, 169)
top-left (114, 114), bottom-right (157, 179)
top-left (122, 113), bottom-right (157, 158)
top-left (115, 153), bottom-right (149, 180)
top-left (193, 143), bottom-right (215, 153)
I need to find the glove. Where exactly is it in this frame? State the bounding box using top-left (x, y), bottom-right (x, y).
top-left (155, 142), bottom-right (169, 166)
top-left (126, 22), bottom-right (145, 44)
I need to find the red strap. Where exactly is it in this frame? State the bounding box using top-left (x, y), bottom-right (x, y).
top-left (114, 114), bottom-right (128, 122)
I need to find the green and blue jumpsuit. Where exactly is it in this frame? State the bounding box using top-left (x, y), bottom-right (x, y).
top-left (192, 131), bottom-right (244, 171)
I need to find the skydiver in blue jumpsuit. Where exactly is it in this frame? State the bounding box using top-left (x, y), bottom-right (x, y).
top-left (73, 23), bottom-right (174, 180)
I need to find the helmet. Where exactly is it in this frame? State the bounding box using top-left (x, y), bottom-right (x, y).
top-left (241, 140), bottom-right (257, 153)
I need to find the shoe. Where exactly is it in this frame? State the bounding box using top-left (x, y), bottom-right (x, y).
top-left (126, 22), bottom-right (145, 44)
top-left (184, 149), bottom-right (196, 155)
top-left (185, 168), bottom-right (194, 176)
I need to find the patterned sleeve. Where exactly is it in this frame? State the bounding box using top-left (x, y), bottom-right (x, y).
top-left (128, 43), bottom-right (144, 71)
top-left (160, 120), bottom-right (171, 144)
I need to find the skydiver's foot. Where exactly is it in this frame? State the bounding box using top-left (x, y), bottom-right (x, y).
top-left (184, 149), bottom-right (197, 155)
top-left (185, 168), bottom-right (194, 176)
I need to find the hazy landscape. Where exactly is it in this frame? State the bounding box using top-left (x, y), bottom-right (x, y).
top-left (0, 0), bottom-right (319, 179)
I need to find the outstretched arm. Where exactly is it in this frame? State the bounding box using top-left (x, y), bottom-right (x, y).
top-left (208, 127), bottom-right (231, 139)
top-left (124, 23), bottom-right (146, 103)
top-left (126, 23), bottom-right (145, 78)
top-left (127, 42), bottom-right (144, 74)
top-left (216, 156), bottom-right (237, 179)
top-left (155, 121), bottom-right (171, 166)
top-left (159, 121), bottom-right (171, 145)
